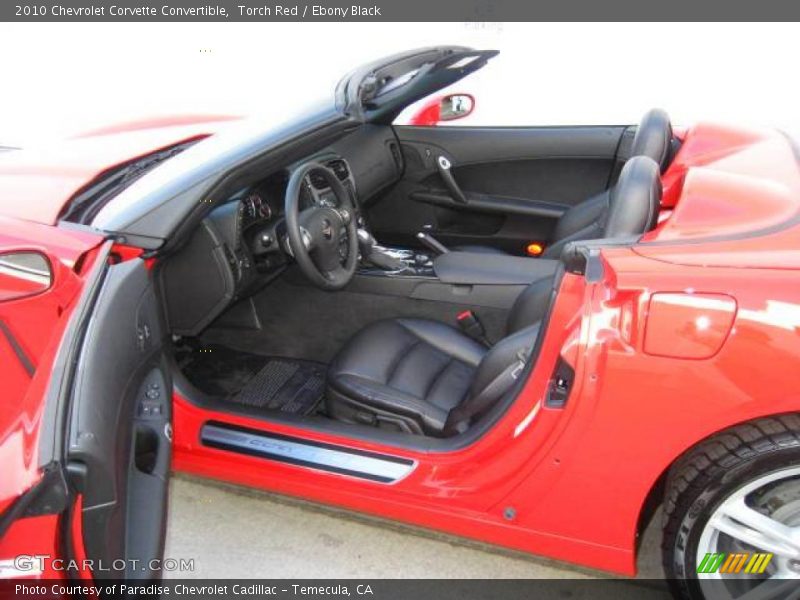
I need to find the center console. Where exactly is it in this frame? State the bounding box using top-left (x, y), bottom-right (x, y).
top-left (352, 229), bottom-right (558, 311)
top-left (356, 229), bottom-right (436, 277)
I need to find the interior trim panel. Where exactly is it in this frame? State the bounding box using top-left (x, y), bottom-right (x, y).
top-left (393, 125), bottom-right (625, 165)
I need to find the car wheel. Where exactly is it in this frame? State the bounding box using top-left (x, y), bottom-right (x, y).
top-left (662, 415), bottom-right (800, 600)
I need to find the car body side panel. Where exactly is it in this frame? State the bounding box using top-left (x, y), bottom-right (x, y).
top-left (491, 249), bottom-right (800, 571)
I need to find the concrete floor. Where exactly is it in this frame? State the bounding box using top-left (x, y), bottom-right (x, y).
top-left (164, 476), bottom-right (666, 581)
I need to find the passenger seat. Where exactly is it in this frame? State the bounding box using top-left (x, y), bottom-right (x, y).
top-left (454, 108), bottom-right (672, 258)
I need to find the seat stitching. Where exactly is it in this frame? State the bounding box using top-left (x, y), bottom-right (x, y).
top-left (421, 356), bottom-right (455, 402)
top-left (385, 339), bottom-right (419, 386)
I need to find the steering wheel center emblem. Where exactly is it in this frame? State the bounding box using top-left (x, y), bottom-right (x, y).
top-left (321, 218), bottom-right (334, 240)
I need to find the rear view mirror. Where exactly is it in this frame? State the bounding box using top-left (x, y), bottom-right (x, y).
top-left (0, 251), bottom-right (52, 302)
top-left (439, 94), bottom-right (475, 121)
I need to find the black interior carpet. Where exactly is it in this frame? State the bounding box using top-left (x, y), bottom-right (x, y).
top-left (176, 344), bottom-right (326, 415)
top-left (199, 273), bottom-right (509, 363)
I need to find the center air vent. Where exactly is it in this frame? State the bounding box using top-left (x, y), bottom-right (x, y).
top-left (309, 159), bottom-right (350, 190)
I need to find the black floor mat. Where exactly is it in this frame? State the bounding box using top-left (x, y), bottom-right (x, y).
top-left (176, 344), bottom-right (326, 415)
top-left (228, 358), bottom-right (325, 414)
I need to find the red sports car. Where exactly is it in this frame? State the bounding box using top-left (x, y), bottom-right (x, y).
top-left (1, 47), bottom-right (799, 599)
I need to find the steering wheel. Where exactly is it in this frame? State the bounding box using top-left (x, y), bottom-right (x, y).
top-left (284, 162), bottom-right (359, 290)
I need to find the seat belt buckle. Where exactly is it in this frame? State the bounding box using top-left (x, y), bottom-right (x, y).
top-left (456, 310), bottom-right (487, 344)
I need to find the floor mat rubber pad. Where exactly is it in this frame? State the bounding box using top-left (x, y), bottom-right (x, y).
top-left (177, 344), bottom-right (325, 415)
top-left (228, 358), bottom-right (325, 414)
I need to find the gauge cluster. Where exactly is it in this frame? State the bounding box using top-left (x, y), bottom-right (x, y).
top-left (239, 189), bottom-right (275, 228)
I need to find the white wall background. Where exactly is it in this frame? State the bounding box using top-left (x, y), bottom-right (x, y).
top-left (0, 22), bottom-right (798, 146)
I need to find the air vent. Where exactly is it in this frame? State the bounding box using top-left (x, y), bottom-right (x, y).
top-left (309, 172), bottom-right (328, 190)
top-left (327, 159), bottom-right (350, 182)
top-left (309, 159), bottom-right (350, 190)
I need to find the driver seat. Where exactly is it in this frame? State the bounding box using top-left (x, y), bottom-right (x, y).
top-left (326, 156), bottom-right (662, 436)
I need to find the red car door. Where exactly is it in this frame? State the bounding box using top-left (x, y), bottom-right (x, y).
top-left (0, 217), bottom-right (104, 508)
top-left (1, 219), bottom-right (173, 581)
top-left (0, 231), bottom-right (94, 403)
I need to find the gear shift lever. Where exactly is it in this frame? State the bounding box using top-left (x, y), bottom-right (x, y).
top-left (357, 228), bottom-right (377, 248)
top-left (357, 228), bottom-right (407, 271)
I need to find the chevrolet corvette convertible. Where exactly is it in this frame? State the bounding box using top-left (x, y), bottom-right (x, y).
top-left (1, 47), bottom-right (799, 599)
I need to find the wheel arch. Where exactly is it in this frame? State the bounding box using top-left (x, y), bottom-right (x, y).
top-left (633, 409), bottom-right (800, 568)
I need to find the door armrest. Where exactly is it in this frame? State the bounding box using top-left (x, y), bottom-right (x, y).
top-left (410, 191), bottom-right (567, 219)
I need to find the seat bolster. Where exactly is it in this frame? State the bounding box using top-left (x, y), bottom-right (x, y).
top-left (395, 318), bottom-right (486, 367)
top-left (469, 324), bottom-right (541, 398)
top-left (444, 324), bottom-right (542, 435)
top-left (548, 190), bottom-right (608, 244)
top-left (631, 108), bottom-right (673, 171)
top-left (506, 277), bottom-right (555, 334)
top-left (328, 374), bottom-right (449, 433)
top-left (605, 156), bottom-right (661, 238)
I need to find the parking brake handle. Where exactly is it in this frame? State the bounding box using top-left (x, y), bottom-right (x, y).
top-left (416, 232), bottom-right (450, 255)
top-left (436, 156), bottom-right (468, 205)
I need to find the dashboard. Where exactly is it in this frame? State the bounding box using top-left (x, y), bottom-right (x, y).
top-left (161, 124), bottom-right (404, 336)
top-left (223, 156), bottom-right (358, 271)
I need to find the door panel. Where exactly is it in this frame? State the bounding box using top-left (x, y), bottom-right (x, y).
top-left (66, 256), bottom-right (171, 580)
top-left (367, 125), bottom-right (626, 254)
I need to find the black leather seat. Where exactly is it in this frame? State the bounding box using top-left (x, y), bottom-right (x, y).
top-left (454, 108), bottom-right (672, 258)
top-left (326, 156), bottom-right (663, 437)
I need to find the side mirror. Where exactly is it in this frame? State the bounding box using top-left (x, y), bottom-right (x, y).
top-left (438, 94), bottom-right (475, 121)
top-left (406, 93), bottom-right (476, 126)
top-left (0, 251), bottom-right (52, 302)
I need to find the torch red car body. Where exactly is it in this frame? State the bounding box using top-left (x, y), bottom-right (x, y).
top-left (0, 47), bottom-right (799, 598)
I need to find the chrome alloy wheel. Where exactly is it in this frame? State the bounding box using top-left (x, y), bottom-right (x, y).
top-left (697, 466), bottom-right (800, 599)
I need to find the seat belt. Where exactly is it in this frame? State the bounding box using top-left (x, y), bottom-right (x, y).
top-left (456, 310), bottom-right (490, 346)
top-left (444, 348), bottom-right (530, 436)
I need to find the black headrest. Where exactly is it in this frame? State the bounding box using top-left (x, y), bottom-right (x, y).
top-left (606, 156), bottom-right (661, 239)
top-left (631, 108), bottom-right (673, 171)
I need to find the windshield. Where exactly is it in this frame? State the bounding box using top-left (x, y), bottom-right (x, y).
top-left (60, 139), bottom-right (201, 224)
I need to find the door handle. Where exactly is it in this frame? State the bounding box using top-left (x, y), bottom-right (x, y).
top-left (436, 156), bottom-right (468, 205)
top-left (133, 423), bottom-right (170, 478)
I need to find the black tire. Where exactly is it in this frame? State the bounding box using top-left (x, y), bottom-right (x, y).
top-left (662, 414), bottom-right (800, 599)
